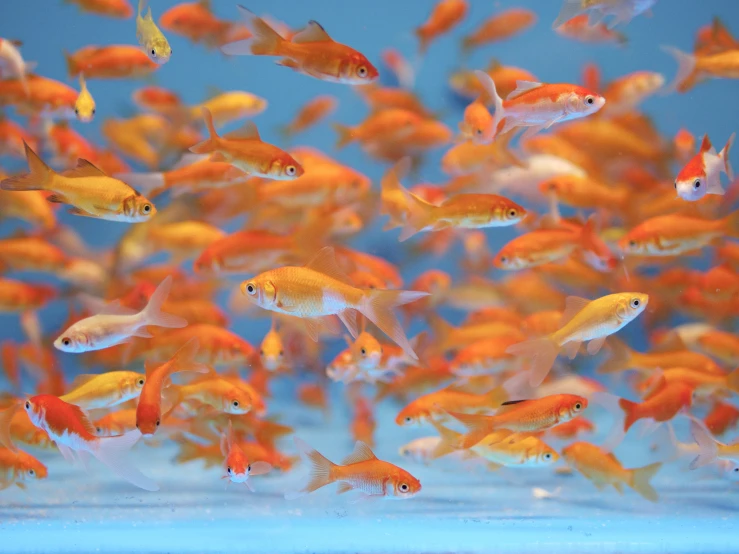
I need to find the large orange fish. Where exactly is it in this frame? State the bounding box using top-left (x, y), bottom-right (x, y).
top-left (65, 45), bottom-right (159, 79)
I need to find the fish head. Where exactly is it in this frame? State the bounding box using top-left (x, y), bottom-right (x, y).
top-left (147, 39), bottom-right (172, 65)
top-left (241, 276), bottom-right (276, 310)
top-left (19, 452), bottom-right (47, 480)
top-left (74, 100), bottom-right (95, 123)
top-left (352, 332), bottom-right (383, 369)
top-left (223, 389), bottom-right (252, 415)
top-left (492, 249), bottom-right (524, 270)
top-left (558, 395), bottom-right (588, 421)
top-left (389, 469), bottom-right (422, 498)
top-left (566, 88), bottom-right (606, 117)
top-left (53, 330), bottom-right (90, 353)
top-left (340, 53), bottom-right (379, 85)
top-left (136, 403), bottom-right (161, 437)
top-left (260, 330), bottom-right (284, 371)
top-left (269, 155), bottom-right (305, 181)
top-left (537, 443), bottom-right (560, 465)
top-left (495, 199), bottom-right (527, 226)
top-left (395, 406), bottom-right (423, 426)
top-left (616, 292), bottom-right (649, 322)
top-left (674, 170), bottom-right (707, 202)
top-left (127, 195), bottom-right (157, 221)
top-left (225, 455), bottom-right (249, 483)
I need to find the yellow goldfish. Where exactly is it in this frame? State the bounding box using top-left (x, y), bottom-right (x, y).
top-left (136, 0), bottom-right (171, 64)
top-left (59, 371), bottom-right (145, 410)
top-left (74, 74), bottom-right (96, 122)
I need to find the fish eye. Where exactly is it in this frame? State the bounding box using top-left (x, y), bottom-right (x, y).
top-left (507, 209), bottom-right (518, 218)
top-left (734, 467), bottom-right (739, 473)
top-left (137, 378), bottom-right (145, 386)
top-left (151, 49), bottom-right (156, 56)
top-left (574, 402), bottom-right (582, 411)
top-left (693, 179), bottom-right (701, 190)
top-left (360, 347), bottom-right (367, 356)
top-left (227, 466), bottom-right (232, 475)
top-left (28, 469), bottom-right (34, 476)
top-left (399, 483), bottom-right (409, 492)
top-left (405, 416), bottom-right (412, 423)
top-left (499, 256), bottom-right (508, 264)
top-left (674, 180), bottom-right (677, 189)
top-left (24, 401), bottom-right (30, 410)
top-left (357, 66), bottom-right (367, 77)
top-left (96, 427), bottom-right (102, 434)
top-left (285, 165), bottom-right (297, 176)
top-left (247, 464), bottom-right (251, 473)
top-left (62, 337), bottom-right (71, 346)
top-left (628, 240), bottom-right (636, 247)
top-left (74, 109), bottom-right (79, 115)
top-left (630, 298), bottom-right (640, 308)
top-left (142, 204), bottom-right (152, 213)
top-left (586, 96), bottom-right (594, 105)
top-left (232, 400), bottom-right (240, 408)
top-left (92, 109), bottom-right (96, 115)
top-left (156, 420), bottom-right (160, 426)
top-left (402, 449), bottom-right (410, 456)
top-left (259, 349), bottom-right (264, 355)
top-left (476, 129), bottom-right (483, 135)
top-left (279, 350), bottom-right (284, 357)
top-left (246, 283), bottom-right (256, 295)
top-left (544, 453), bottom-right (552, 460)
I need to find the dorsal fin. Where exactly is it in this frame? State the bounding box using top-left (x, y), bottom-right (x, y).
top-left (506, 80), bottom-right (543, 100)
top-left (68, 374), bottom-right (99, 390)
top-left (699, 135), bottom-right (713, 153)
top-left (305, 247), bottom-right (352, 285)
top-left (500, 399), bottom-right (527, 406)
top-left (341, 441), bottom-right (377, 465)
top-left (496, 399), bottom-right (530, 414)
top-left (292, 20), bottom-right (333, 44)
top-left (225, 121), bottom-right (261, 141)
top-left (559, 296), bottom-right (591, 327)
top-left (69, 404), bottom-right (96, 436)
top-left (66, 159), bottom-right (107, 178)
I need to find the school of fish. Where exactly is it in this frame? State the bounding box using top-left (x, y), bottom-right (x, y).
top-left (0, 0), bottom-right (737, 506)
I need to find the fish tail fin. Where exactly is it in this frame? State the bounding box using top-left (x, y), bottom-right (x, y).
top-left (158, 337), bottom-right (209, 380)
top-left (505, 336), bottom-right (559, 387)
top-left (723, 209), bottom-right (739, 238)
top-left (115, 172), bottom-right (166, 197)
top-left (332, 123), bottom-right (354, 149)
top-left (222, 6), bottom-right (285, 56)
top-left (552, 0), bottom-right (584, 28)
top-left (285, 437), bottom-right (337, 499)
top-left (92, 430), bottom-right (159, 491)
top-left (473, 70), bottom-right (504, 139)
top-left (427, 314), bottom-right (454, 351)
top-left (618, 398), bottom-right (639, 432)
top-left (189, 107), bottom-right (220, 155)
top-left (137, 0), bottom-right (145, 17)
top-left (63, 49), bottom-right (77, 78)
top-left (429, 420), bottom-right (462, 460)
top-left (582, 62), bottom-right (601, 92)
top-left (141, 275), bottom-right (188, 329)
top-left (689, 417), bottom-right (720, 470)
top-left (380, 157), bottom-right (412, 230)
top-left (629, 462), bottom-right (661, 502)
top-left (661, 45), bottom-right (697, 93)
top-left (397, 182), bottom-right (432, 242)
top-left (1, 141), bottom-right (53, 192)
top-left (358, 289), bottom-right (428, 361)
top-left (726, 366), bottom-right (739, 395)
top-left (719, 132), bottom-right (735, 180)
top-left (598, 336), bottom-right (632, 374)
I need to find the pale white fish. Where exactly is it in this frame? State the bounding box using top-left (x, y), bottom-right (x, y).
top-left (0, 38), bottom-right (36, 95)
top-left (53, 275), bottom-right (186, 353)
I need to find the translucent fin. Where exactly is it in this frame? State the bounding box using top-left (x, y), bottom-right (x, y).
top-left (292, 21), bottom-right (332, 43)
top-left (92, 430), bottom-right (159, 491)
top-left (505, 337), bottom-right (559, 387)
top-left (661, 46), bottom-right (697, 93)
top-left (341, 441), bottom-right (377, 465)
top-left (249, 461), bottom-right (272, 476)
top-left (689, 418), bottom-right (720, 470)
top-left (285, 437), bottom-right (336, 499)
top-left (619, 397), bottom-right (640, 432)
top-left (142, 275), bottom-right (188, 329)
top-left (587, 336), bottom-right (606, 355)
top-left (630, 462), bottom-right (662, 502)
top-left (305, 247), bottom-right (351, 284)
top-left (560, 296), bottom-right (591, 326)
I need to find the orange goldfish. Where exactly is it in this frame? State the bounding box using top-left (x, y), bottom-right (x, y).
top-left (288, 437), bottom-right (421, 500)
top-left (553, 0), bottom-right (656, 29)
top-left (194, 229), bottom-right (303, 275)
top-left (507, 294), bottom-right (648, 386)
top-left (675, 134), bottom-right (734, 201)
top-left (148, 221), bottom-right (226, 262)
top-left (222, 8), bottom-right (378, 85)
top-left (461, 8), bottom-right (536, 52)
top-left (555, 14), bottom-right (627, 44)
top-left (136, 338), bottom-right (207, 436)
top-left (0, 236), bottom-right (68, 275)
top-left (663, 44), bottom-right (739, 93)
top-left (279, 95), bottom-right (337, 138)
top-left (602, 71), bottom-right (664, 115)
top-left (0, 447), bottom-right (47, 490)
top-left (0, 117), bottom-right (34, 158)
top-left (539, 174), bottom-right (629, 212)
top-left (176, 371), bottom-right (253, 415)
top-left (450, 61), bottom-right (538, 102)
top-left (190, 108), bottom-right (303, 180)
top-left (449, 336), bottom-right (519, 379)
top-left (619, 381), bottom-right (693, 432)
top-left (221, 422), bottom-right (271, 490)
top-left (0, 190), bottom-right (55, 230)
top-left (65, 0), bottom-right (133, 18)
top-left (697, 330), bottom-right (739, 366)
top-left (600, 336), bottom-right (724, 375)
top-left (132, 85), bottom-right (182, 113)
top-left (23, 394), bottom-right (157, 490)
top-left (0, 279), bottom-right (55, 312)
top-left (396, 385), bottom-right (508, 426)
top-left (259, 320), bottom-right (286, 372)
top-left (562, 442), bottom-right (661, 502)
top-left (65, 45), bottom-right (159, 79)
top-left (333, 108), bottom-right (424, 150)
top-left (549, 416), bottom-right (594, 439)
top-left (415, 0), bottom-right (468, 54)
top-left (240, 247), bottom-right (427, 359)
top-left (189, 91), bottom-right (267, 127)
top-left (0, 74), bottom-right (76, 117)
top-left (159, 1), bottom-right (232, 47)
top-left (705, 403), bottom-right (739, 437)
top-left (120, 158), bottom-right (241, 198)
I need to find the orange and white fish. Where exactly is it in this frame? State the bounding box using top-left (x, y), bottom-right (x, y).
top-left (478, 70), bottom-right (605, 141)
top-left (54, 276), bottom-right (186, 353)
top-left (220, 422), bottom-right (271, 490)
top-left (562, 442), bottom-right (661, 502)
top-left (553, 0), bottom-right (656, 29)
top-left (240, 247), bottom-right (427, 359)
top-left (1, 142), bottom-right (157, 222)
top-left (415, 0), bottom-right (468, 54)
top-left (287, 437), bottom-right (421, 500)
top-left (675, 134), bottom-right (735, 201)
top-left (22, 394), bottom-right (157, 491)
top-left (556, 14), bottom-right (627, 44)
top-left (395, 385), bottom-right (508, 426)
top-left (507, 294), bottom-right (648, 386)
top-left (222, 7), bottom-right (378, 85)
top-left (190, 107), bottom-right (303, 180)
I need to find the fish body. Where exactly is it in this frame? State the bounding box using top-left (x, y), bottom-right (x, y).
top-left (60, 371), bottom-right (145, 410)
top-left (136, 0), bottom-right (172, 64)
top-left (416, 0), bottom-right (468, 54)
top-left (65, 45), bottom-right (159, 79)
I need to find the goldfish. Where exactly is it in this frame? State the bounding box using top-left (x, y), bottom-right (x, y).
top-left (221, 8), bottom-right (378, 85)
top-left (602, 71), bottom-right (664, 115)
top-left (619, 211), bottom-right (739, 257)
top-left (0, 74), bottom-right (77, 117)
top-left (287, 437), bottom-right (421, 500)
top-left (548, 416), bottom-right (594, 440)
top-left (136, 0), bottom-right (171, 64)
top-left (351, 396), bottom-right (375, 447)
top-left (697, 330), bottom-right (739, 366)
top-left (381, 48), bottom-right (414, 89)
top-left (148, 221), bottom-right (226, 262)
top-left (240, 247), bottom-right (427, 359)
top-left (220, 422), bottom-right (271, 490)
top-left (59, 371), bottom-right (145, 410)
top-left (539, 174), bottom-right (629, 212)
top-left (619, 380), bottom-right (694, 432)
top-left (74, 74), bottom-right (95, 122)
top-left (333, 108), bottom-right (425, 150)
top-left (22, 394), bottom-right (157, 490)
top-left (1, 142), bottom-right (157, 222)
top-left (600, 337), bottom-right (723, 375)
top-left (562, 442), bottom-right (661, 502)
top-left (450, 61), bottom-right (538, 102)
top-left (690, 418), bottom-right (739, 470)
top-left (0, 39), bottom-right (35, 95)
top-left (279, 95), bottom-right (337, 138)
top-left (480, 71), bottom-right (605, 141)
top-left (705, 403), bottom-right (739, 436)
top-left (120, 157), bottom-right (241, 198)
top-left (396, 385), bottom-right (508, 426)
top-left (258, 321), bottom-right (286, 372)
top-left (415, 0), bottom-right (468, 54)
top-left (0, 278), bottom-right (55, 313)
top-left (555, 14), bottom-right (627, 44)
top-left (190, 91), bottom-right (267, 127)
top-left (553, 0), bottom-right (657, 29)
top-left (507, 293), bottom-right (648, 386)
top-left (429, 314), bottom-right (524, 353)
top-left (0, 447), bottom-right (47, 490)
top-left (461, 8), bottom-right (536, 52)
top-left (0, 236), bottom-right (68, 275)
top-left (65, 0), bottom-right (133, 18)
top-left (176, 371), bottom-right (253, 415)
top-left (675, 134), bottom-right (734, 201)
top-left (159, 1), bottom-right (232, 48)
top-left (663, 44), bottom-right (739, 93)
top-left (190, 108), bottom-right (303, 180)
top-left (132, 85), bottom-right (182, 113)
top-left (0, 117), bottom-right (34, 158)
top-left (449, 336), bottom-right (519, 379)
top-left (54, 276), bottom-right (186, 353)
top-left (135, 338), bottom-right (207, 436)
top-left (65, 45), bottom-right (159, 79)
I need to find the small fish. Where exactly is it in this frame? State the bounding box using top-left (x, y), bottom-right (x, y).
top-left (556, 14), bottom-right (627, 44)
top-left (1, 142), bottom-right (157, 222)
top-left (190, 91), bottom-right (267, 127)
top-left (506, 293), bottom-right (648, 386)
top-left (190, 107), bottom-right (303, 180)
top-left (0, 38), bottom-right (36, 95)
top-left (619, 379), bottom-right (693, 432)
top-left (0, 446), bottom-right (47, 491)
top-left (221, 7), bottom-right (378, 85)
top-left (59, 371), bottom-right (145, 410)
top-left (54, 276), bottom-right (186, 353)
top-left (675, 134), bottom-right (735, 201)
top-left (220, 421), bottom-right (271, 490)
top-left (279, 95), bottom-right (337, 138)
top-left (663, 44), bottom-right (739, 93)
top-left (74, 74), bottom-right (96, 122)
top-left (415, 0), bottom-right (468, 54)
top-left (259, 320), bottom-right (286, 372)
top-left (562, 441), bottom-right (661, 502)
top-left (65, 0), bottom-right (133, 19)
top-left (461, 8), bottom-right (536, 53)
top-left (136, 0), bottom-right (171, 64)
top-left (287, 437), bottom-right (421, 500)
top-left (553, 0), bottom-right (657, 29)
top-left (175, 370), bottom-right (253, 415)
